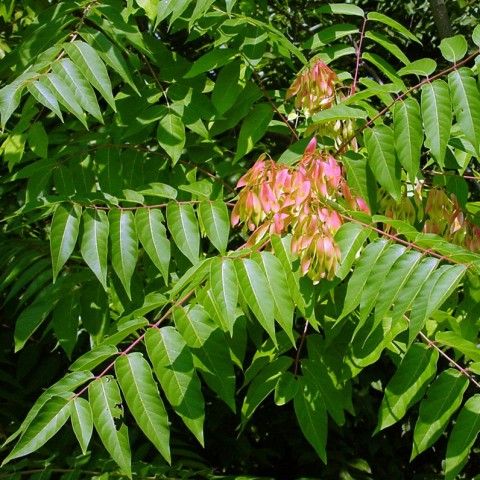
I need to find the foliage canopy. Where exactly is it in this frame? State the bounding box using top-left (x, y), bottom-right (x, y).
top-left (2, 1), bottom-right (480, 479)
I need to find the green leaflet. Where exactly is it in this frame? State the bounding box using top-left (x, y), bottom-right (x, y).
top-left (448, 68), bottom-right (480, 157)
top-left (376, 343), bottom-right (439, 432)
top-left (52, 58), bottom-right (103, 123)
top-left (421, 79), bottom-right (452, 167)
top-left (69, 344), bottom-right (118, 372)
top-left (317, 3), bottom-right (364, 17)
top-left (115, 353), bottom-right (171, 463)
top-left (364, 125), bottom-right (401, 201)
top-left (241, 356), bottom-right (292, 425)
top-left (88, 377), bottom-right (132, 478)
top-left (135, 208), bottom-right (170, 283)
top-left (0, 82), bottom-right (24, 127)
top-left (64, 41), bottom-right (116, 111)
top-left (366, 12), bottom-right (421, 44)
top-left (435, 331), bottom-right (480, 362)
top-left (174, 304), bottom-right (236, 411)
top-left (358, 243), bottom-right (405, 323)
top-left (53, 292), bottom-right (80, 358)
top-left (70, 397), bottom-right (93, 455)
top-left (341, 239), bottom-right (389, 318)
top-left (157, 109), bottom-right (185, 164)
top-left (393, 97), bottom-right (422, 179)
top-left (2, 371), bottom-right (93, 447)
top-left (235, 258), bottom-right (276, 344)
top-left (411, 369), bottom-right (468, 459)
top-left (26, 81), bottom-right (63, 120)
top-left (398, 58), bottom-right (437, 77)
top-left (145, 327), bottom-right (205, 446)
top-left (208, 257), bottom-right (238, 334)
top-left (439, 35), bottom-right (468, 63)
top-left (270, 235), bottom-right (305, 314)
top-left (41, 73), bottom-right (88, 128)
top-left (166, 202), bottom-right (200, 265)
top-left (389, 256), bottom-right (439, 325)
top-left (374, 250), bottom-right (423, 323)
top-left (212, 61), bottom-right (244, 114)
top-left (234, 103), bottom-right (273, 161)
top-left (198, 200), bottom-right (229, 254)
top-left (445, 394), bottom-right (480, 480)
top-left (184, 48), bottom-right (237, 78)
top-left (335, 222), bottom-right (370, 280)
top-left (294, 373), bottom-right (328, 464)
top-left (2, 396), bottom-right (71, 465)
top-left (28, 122), bottom-right (48, 158)
top-left (109, 209), bottom-right (138, 298)
top-left (253, 252), bottom-right (295, 345)
top-left (80, 209), bottom-right (109, 289)
top-left (274, 372), bottom-right (299, 406)
top-left (364, 30), bottom-right (410, 65)
top-left (50, 203), bottom-right (81, 282)
top-left (409, 264), bottom-right (467, 345)
top-left (79, 28), bottom-right (139, 95)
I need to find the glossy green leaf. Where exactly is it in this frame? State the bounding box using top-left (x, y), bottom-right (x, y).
top-left (367, 12), bottom-right (421, 44)
top-left (52, 58), bottom-right (102, 122)
top-left (411, 369), bottom-right (468, 459)
top-left (109, 209), bottom-right (138, 298)
top-left (64, 41), bottom-right (116, 111)
top-left (234, 103), bottom-right (273, 161)
top-left (341, 239), bottom-right (389, 318)
top-left (439, 35), bottom-right (468, 63)
top-left (398, 58), bottom-right (437, 77)
top-left (253, 252), bottom-right (295, 345)
top-left (2, 397), bottom-right (71, 465)
top-left (473, 25), bottom-right (480, 47)
top-left (0, 82), bottom-right (24, 127)
top-left (241, 356), bottom-right (292, 424)
top-left (365, 30), bottom-right (410, 65)
top-left (88, 377), bottom-right (131, 478)
top-left (198, 200), bottom-right (229, 253)
top-left (69, 344), bottom-right (118, 372)
top-left (409, 264), bottom-right (467, 345)
top-left (335, 222), bottom-right (370, 279)
top-left (374, 250), bottom-right (422, 323)
top-left (184, 48), bottom-right (236, 78)
top-left (364, 125), bottom-right (401, 201)
top-left (390, 257), bottom-right (439, 324)
top-left (448, 68), bottom-right (480, 156)
top-left (312, 104), bottom-right (367, 123)
top-left (212, 61), bottom-right (244, 114)
top-left (28, 122), bottom-right (48, 158)
top-left (27, 81), bottom-right (63, 120)
top-left (393, 97), bottom-right (423, 179)
top-left (145, 327), bottom-right (205, 445)
top-left (41, 73), bottom-right (87, 128)
top-left (70, 397), bottom-right (93, 455)
top-left (79, 28), bottom-right (139, 94)
top-left (175, 305), bottom-right (236, 411)
top-left (209, 257), bottom-right (238, 335)
top-left (317, 3), bottom-right (364, 16)
top-left (50, 203), bottom-right (81, 282)
top-left (235, 258), bottom-right (276, 343)
top-left (135, 208), bottom-right (170, 283)
top-left (115, 353), bottom-right (171, 463)
top-left (166, 202), bottom-right (199, 265)
top-left (3, 371), bottom-right (93, 447)
top-left (435, 331), bottom-right (480, 362)
top-left (157, 110), bottom-right (185, 164)
top-left (376, 343), bottom-right (438, 431)
top-left (421, 79), bottom-right (452, 167)
top-left (294, 374), bottom-right (328, 464)
top-left (445, 394), bottom-right (480, 480)
top-left (80, 209), bottom-right (109, 290)
top-left (274, 372), bottom-right (299, 406)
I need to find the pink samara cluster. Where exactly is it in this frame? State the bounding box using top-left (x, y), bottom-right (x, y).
top-left (232, 138), bottom-right (369, 283)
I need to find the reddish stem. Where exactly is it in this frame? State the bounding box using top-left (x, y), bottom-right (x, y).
top-left (350, 16), bottom-right (368, 96)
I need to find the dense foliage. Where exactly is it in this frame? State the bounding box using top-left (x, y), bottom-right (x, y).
top-left (2, 1), bottom-right (480, 478)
